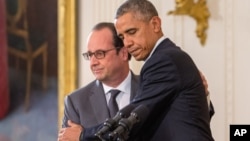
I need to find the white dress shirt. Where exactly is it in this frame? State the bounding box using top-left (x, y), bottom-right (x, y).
top-left (103, 71), bottom-right (132, 110)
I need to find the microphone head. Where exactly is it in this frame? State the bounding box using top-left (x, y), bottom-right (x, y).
top-left (94, 104), bottom-right (136, 138)
top-left (117, 104), bottom-right (136, 118)
top-left (130, 104), bottom-right (149, 123)
top-left (108, 104), bottom-right (150, 139)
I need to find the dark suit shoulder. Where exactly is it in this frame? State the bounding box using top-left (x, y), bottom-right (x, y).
top-left (148, 38), bottom-right (197, 70)
top-left (156, 38), bottom-right (186, 55)
top-left (67, 80), bottom-right (102, 99)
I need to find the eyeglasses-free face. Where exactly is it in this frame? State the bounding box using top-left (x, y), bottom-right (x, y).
top-left (82, 48), bottom-right (120, 60)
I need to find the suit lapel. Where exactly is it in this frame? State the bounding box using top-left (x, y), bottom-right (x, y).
top-left (89, 80), bottom-right (110, 123)
top-left (89, 73), bottom-right (139, 123)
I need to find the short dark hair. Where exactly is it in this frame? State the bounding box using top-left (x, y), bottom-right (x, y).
top-left (115, 0), bottom-right (158, 22)
top-left (92, 22), bottom-right (132, 60)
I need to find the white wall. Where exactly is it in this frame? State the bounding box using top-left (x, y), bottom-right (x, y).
top-left (78, 0), bottom-right (250, 140)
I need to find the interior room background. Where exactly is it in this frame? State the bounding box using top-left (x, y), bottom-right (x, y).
top-left (1, 0), bottom-right (250, 141)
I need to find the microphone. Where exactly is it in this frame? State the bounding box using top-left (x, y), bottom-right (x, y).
top-left (108, 104), bottom-right (149, 140)
top-left (94, 104), bottom-right (136, 139)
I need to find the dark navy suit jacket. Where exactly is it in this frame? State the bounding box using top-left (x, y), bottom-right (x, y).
top-left (128, 38), bottom-right (214, 141)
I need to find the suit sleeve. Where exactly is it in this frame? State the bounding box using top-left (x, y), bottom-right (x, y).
top-left (133, 54), bottom-right (181, 113)
top-left (63, 95), bottom-right (109, 141)
top-left (62, 95), bottom-right (80, 127)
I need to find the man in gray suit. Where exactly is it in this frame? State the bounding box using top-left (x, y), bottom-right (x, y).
top-left (58, 22), bottom-right (139, 141)
top-left (58, 22), bottom-right (214, 141)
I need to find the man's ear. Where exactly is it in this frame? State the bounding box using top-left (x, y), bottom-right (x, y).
top-left (120, 47), bottom-right (129, 60)
top-left (151, 16), bottom-right (161, 32)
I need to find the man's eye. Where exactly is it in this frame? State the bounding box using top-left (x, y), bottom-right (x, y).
top-left (128, 29), bottom-right (136, 35)
top-left (96, 51), bottom-right (104, 56)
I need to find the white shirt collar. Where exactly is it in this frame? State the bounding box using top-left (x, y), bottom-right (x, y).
top-left (145, 36), bottom-right (166, 63)
top-left (103, 71), bottom-right (131, 95)
top-left (103, 71), bottom-right (132, 109)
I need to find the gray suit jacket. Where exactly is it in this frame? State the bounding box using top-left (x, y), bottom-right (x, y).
top-left (62, 71), bottom-right (139, 128)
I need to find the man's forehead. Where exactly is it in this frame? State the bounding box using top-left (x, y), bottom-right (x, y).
top-left (87, 39), bottom-right (114, 51)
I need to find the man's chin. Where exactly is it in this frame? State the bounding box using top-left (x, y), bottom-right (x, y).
top-left (133, 55), bottom-right (144, 61)
top-left (95, 76), bottom-right (104, 81)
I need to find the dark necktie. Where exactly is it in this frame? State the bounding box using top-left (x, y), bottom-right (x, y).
top-left (108, 89), bottom-right (120, 117)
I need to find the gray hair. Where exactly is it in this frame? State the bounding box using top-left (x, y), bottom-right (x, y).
top-left (115, 0), bottom-right (158, 22)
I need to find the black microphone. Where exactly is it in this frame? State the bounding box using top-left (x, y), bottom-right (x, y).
top-left (108, 104), bottom-right (149, 140)
top-left (94, 104), bottom-right (136, 139)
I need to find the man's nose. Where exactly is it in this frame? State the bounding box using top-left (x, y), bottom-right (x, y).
top-left (90, 55), bottom-right (99, 65)
top-left (123, 36), bottom-right (133, 48)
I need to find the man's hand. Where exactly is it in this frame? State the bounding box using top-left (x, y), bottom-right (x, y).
top-left (199, 71), bottom-right (209, 96)
top-left (58, 120), bottom-right (83, 141)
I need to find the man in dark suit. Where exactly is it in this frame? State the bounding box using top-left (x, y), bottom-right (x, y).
top-left (58, 21), bottom-right (214, 140)
top-left (112, 0), bottom-right (214, 140)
